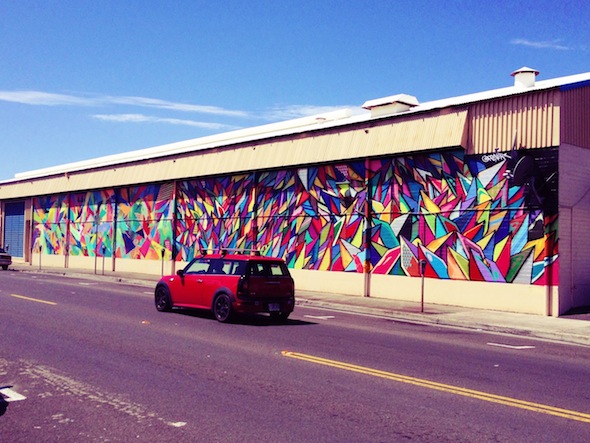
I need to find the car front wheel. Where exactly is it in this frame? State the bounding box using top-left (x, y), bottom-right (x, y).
top-left (155, 285), bottom-right (172, 312)
top-left (213, 293), bottom-right (233, 323)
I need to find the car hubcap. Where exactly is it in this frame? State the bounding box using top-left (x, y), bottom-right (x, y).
top-left (156, 290), bottom-right (166, 308)
top-left (216, 298), bottom-right (229, 319)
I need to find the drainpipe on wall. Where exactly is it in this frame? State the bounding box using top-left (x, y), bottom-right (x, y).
top-left (111, 192), bottom-right (118, 272)
top-left (253, 172), bottom-right (260, 251)
top-left (543, 207), bottom-right (558, 317)
top-left (94, 219), bottom-right (98, 275)
top-left (364, 157), bottom-right (372, 297)
top-left (65, 193), bottom-right (71, 269)
top-left (171, 180), bottom-right (178, 275)
top-left (94, 201), bottom-right (102, 275)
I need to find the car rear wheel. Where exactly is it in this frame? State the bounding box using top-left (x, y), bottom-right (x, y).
top-left (213, 293), bottom-right (233, 323)
top-left (155, 285), bottom-right (172, 312)
top-left (1, 265), bottom-right (7, 271)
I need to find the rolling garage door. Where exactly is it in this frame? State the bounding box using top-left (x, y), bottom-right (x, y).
top-left (4, 201), bottom-right (25, 258)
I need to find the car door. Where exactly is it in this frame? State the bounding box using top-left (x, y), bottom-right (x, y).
top-left (199, 258), bottom-right (232, 307)
top-left (175, 257), bottom-right (211, 308)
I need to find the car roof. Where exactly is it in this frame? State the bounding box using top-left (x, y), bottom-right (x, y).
top-left (196, 253), bottom-right (284, 262)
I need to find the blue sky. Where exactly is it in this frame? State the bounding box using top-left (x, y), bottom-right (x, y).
top-left (1, 0), bottom-right (588, 181)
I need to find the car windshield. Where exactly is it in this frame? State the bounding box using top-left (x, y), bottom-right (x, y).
top-left (0, 247), bottom-right (7, 254)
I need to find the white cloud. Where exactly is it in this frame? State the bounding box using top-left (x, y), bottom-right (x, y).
top-left (0, 90), bottom-right (95, 106)
top-left (105, 96), bottom-right (249, 117)
top-left (510, 38), bottom-right (572, 51)
top-left (263, 104), bottom-right (350, 120)
top-left (93, 113), bottom-right (240, 130)
top-left (0, 89), bottom-right (350, 129)
top-left (0, 90), bottom-right (249, 117)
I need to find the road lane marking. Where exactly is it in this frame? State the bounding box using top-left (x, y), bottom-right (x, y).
top-left (15, 361), bottom-right (184, 426)
top-left (304, 315), bottom-right (336, 320)
top-left (282, 351), bottom-right (590, 423)
top-left (0, 387), bottom-right (27, 402)
top-left (487, 342), bottom-right (536, 350)
top-left (7, 294), bottom-right (57, 305)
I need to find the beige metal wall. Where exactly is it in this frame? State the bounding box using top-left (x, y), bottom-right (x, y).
top-left (558, 143), bottom-right (590, 314)
top-left (467, 89), bottom-right (560, 154)
top-left (557, 85), bottom-right (590, 314)
top-left (560, 86), bottom-right (590, 149)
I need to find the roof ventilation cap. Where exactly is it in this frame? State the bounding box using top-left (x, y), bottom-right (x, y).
top-left (362, 93), bottom-right (419, 117)
top-left (511, 66), bottom-right (539, 88)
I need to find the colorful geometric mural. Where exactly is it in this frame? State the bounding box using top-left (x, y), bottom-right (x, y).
top-left (256, 163), bottom-right (366, 272)
top-left (31, 147), bottom-right (558, 287)
top-left (175, 175), bottom-right (256, 261)
top-left (68, 190), bottom-right (115, 256)
top-left (369, 148), bottom-right (558, 286)
top-left (115, 184), bottom-right (174, 260)
top-left (33, 194), bottom-right (69, 254)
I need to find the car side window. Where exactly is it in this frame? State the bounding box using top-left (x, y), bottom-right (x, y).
top-left (207, 259), bottom-right (227, 274)
top-left (227, 261), bottom-right (245, 275)
top-left (184, 258), bottom-right (210, 274)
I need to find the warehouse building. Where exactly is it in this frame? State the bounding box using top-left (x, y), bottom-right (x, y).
top-left (1, 67), bottom-right (589, 316)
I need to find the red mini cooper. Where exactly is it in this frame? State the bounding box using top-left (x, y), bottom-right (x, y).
top-left (155, 251), bottom-right (295, 322)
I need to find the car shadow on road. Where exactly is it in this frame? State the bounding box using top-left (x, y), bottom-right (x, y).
top-left (0, 394), bottom-right (9, 417)
top-left (170, 307), bottom-right (316, 326)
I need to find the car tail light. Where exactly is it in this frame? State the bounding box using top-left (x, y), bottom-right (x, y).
top-left (237, 275), bottom-right (249, 299)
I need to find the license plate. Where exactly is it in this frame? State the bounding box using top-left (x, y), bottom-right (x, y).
top-left (268, 303), bottom-right (280, 312)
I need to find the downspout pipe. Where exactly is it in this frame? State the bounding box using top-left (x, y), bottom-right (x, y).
top-left (364, 157), bottom-right (372, 297)
top-left (171, 180), bottom-right (178, 274)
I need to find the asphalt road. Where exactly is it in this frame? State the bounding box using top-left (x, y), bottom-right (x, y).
top-left (1, 271), bottom-right (590, 442)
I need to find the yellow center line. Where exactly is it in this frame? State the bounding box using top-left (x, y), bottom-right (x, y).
top-left (7, 294), bottom-right (57, 305)
top-left (282, 351), bottom-right (590, 424)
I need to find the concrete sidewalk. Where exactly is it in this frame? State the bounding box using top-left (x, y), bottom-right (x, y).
top-left (7, 263), bottom-right (590, 347)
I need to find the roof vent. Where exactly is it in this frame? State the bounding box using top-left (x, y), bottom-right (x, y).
top-left (511, 66), bottom-right (539, 88)
top-left (362, 93), bottom-right (419, 117)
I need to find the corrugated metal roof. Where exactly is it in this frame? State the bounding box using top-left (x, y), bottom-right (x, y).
top-left (2, 70), bottom-right (590, 200)
top-left (9, 109), bottom-right (356, 181)
top-left (8, 70), bottom-right (590, 185)
top-left (0, 109), bottom-right (468, 198)
top-left (418, 71), bottom-right (590, 113)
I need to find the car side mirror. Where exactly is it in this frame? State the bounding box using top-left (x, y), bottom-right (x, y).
top-left (177, 269), bottom-right (185, 278)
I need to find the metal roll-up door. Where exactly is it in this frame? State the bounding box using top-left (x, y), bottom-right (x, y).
top-left (4, 201), bottom-right (25, 258)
